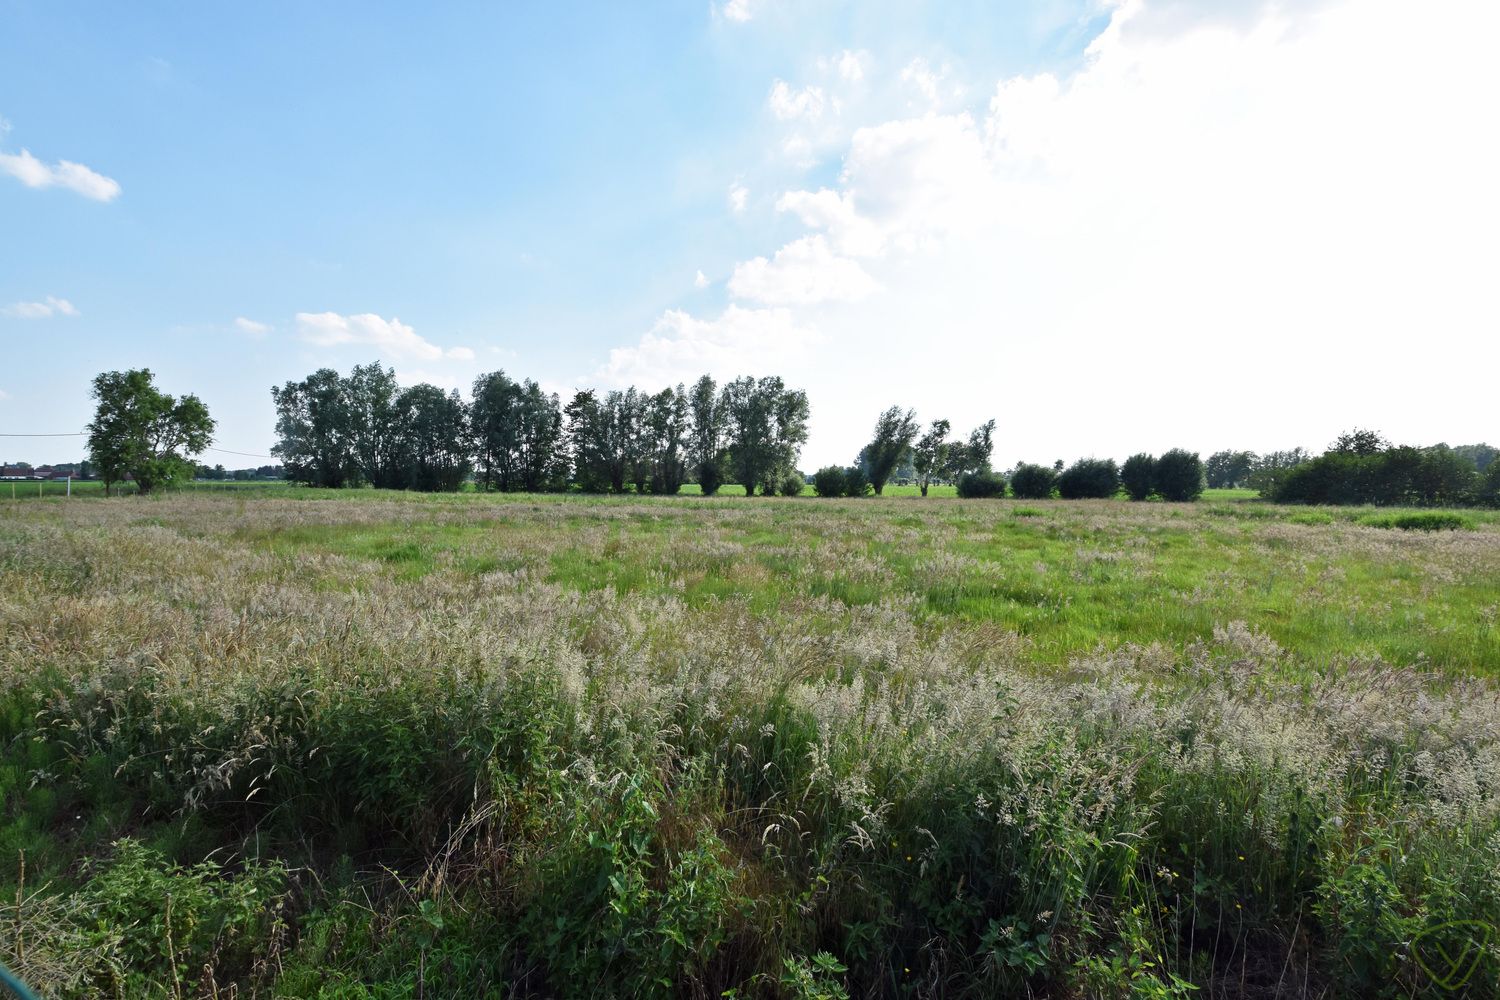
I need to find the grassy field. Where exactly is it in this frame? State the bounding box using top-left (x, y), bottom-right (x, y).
top-left (3, 489), bottom-right (1498, 997)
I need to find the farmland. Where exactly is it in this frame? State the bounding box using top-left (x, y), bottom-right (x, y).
top-left (3, 489), bottom-right (1499, 997)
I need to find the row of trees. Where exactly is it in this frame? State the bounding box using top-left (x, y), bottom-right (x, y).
top-left (270, 364), bottom-right (810, 495)
top-left (812, 406), bottom-right (1212, 502)
top-left (83, 368), bottom-right (1496, 510)
top-left (1270, 430), bottom-right (1500, 507)
top-left (815, 409), bottom-right (999, 498)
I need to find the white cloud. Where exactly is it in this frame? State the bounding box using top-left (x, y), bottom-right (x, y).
top-left (295, 312), bottom-right (473, 362)
top-left (595, 306), bottom-right (818, 388)
top-left (0, 147), bottom-right (120, 202)
top-left (688, 0), bottom-right (1500, 470)
top-left (836, 50), bottom-right (869, 83)
top-left (729, 235), bottom-right (879, 305)
top-left (776, 189), bottom-right (886, 257)
top-left (769, 80), bottom-right (827, 122)
top-left (3, 296), bottom-right (79, 319)
top-left (0, 388), bottom-right (10, 401)
top-left (720, 0), bottom-right (758, 23)
top-left (695, 269), bottom-right (710, 288)
top-left (234, 317), bottom-right (271, 337)
top-left (727, 182), bottom-right (749, 213)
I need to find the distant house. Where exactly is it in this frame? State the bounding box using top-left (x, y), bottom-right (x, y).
top-left (0, 465), bottom-right (74, 480)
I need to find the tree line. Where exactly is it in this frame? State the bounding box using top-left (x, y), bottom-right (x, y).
top-left (1263, 429), bottom-right (1500, 507)
top-left (78, 368), bottom-right (1500, 508)
top-left (814, 407), bottom-right (1212, 502)
top-left (269, 363), bottom-right (810, 495)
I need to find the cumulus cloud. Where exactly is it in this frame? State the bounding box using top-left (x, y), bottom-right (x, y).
top-left (720, 0), bottom-right (758, 23)
top-left (702, 0), bottom-right (1500, 469)
top-left (295, 312), bottom-right (473, 362)
top-left (899, 58), bottom-right (962, 108)
top-left (695, 269), bottom-right (710, 288)
top-left (729, 235), bottom-right (879, 305)
top-left (595, 306), bottom-right (818, 388)
top-left (3, 296), bottom-right (78, 319)
top-left (835, 50), bottom-right (868, 83)
top-left (768, 80), bottom-right (827, 121)
top-left (727, 182), bottom-right (749, 214)
top-left (0, 147), bottom-right (120, 201)
top-left (234, 317), bottom-right (271, 337)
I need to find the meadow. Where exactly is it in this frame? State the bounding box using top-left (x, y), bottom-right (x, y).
top-left (2, 489), bottom-right (1498, 998)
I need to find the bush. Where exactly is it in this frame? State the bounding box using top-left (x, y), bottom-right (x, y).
top-left (780, 471), bottom-right (807, 497)
top-left (1057, 458), bottom-right (1119, 499)
top-left (1120, 453), bottom-right (1156, 501)
top-left (812, 466), bottom-right (847, 498)
top-left (1360, 512), bottom-right (1469, 531)
top-left (1009, 463), bottom-right (1057, 499)
top-left (1483, 462), bottom-right (1500, 508)
top-left (956, 471), bottom-right (1006, 498)
top-left (843, 465), bottom-right (871, 497)
top-left (696, 459), bottom-right (724, 497)
top-left (1275, 447), bottom-right (1482, 506)
top-left (1154, 449), bottom-right (1204, 502)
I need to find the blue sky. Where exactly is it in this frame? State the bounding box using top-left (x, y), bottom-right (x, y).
top-left (3, 0), bottom-right (1497, 469)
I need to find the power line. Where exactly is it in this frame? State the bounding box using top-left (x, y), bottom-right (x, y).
top-left (206, 447), bottom-right (276, 460)
top-left (1, 433), bottom-right (275, 461)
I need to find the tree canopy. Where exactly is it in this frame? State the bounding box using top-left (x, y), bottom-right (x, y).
top-left (87, 369), bottom-right (215, 495)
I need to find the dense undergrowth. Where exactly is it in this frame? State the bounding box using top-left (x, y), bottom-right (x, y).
top-left (2, 493), bottom-right (1498, 997)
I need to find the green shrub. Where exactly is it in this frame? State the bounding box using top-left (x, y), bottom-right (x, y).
top-left (1276, 447), bottom-right (1481, 506)
top-left (72, 840), bottom-right (288, 997)
top-left (1482, 461), bottom-right (1500, 507)
top-left (780, 471), bottom-right (808, 496)
top-left (1360, 512), bottom-right (1469, 531)
top-left (1057, 458), bottom-right (1119, 499)
top-left (843, 465), bottom-right (871, 497)
top-left (1154, 449), bottom-right (1204, 502)
top-left (812, 466), bottom-right (847, 498)
top-left (1120, 453), bottom-right (1156, 501)
top-left (697, 459), bottom-right (724, 496)
top-left (957, 471), bottom-right (1006, 498)
top-left (1009, 463), bottom-right (1057, 499)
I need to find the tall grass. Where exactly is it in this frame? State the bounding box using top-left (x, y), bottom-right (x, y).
top-left (1, 492), bottom-right (1497, 997)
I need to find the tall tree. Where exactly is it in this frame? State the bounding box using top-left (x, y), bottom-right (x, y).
top-left (345, 362), bottom-right (403, 489)
top-left (472, 371), bottom-right (565, 492)
top-left (513, 380), bottom-right (565, 492)
top-left (722, 376), bottom-right (809, 496)
top-left (271, 368), bottom-right (355, 488)
top-left (470, 369), bottom-right (521, 491)
top-left (644, 385), bottom-right (690, 494)
top-left (911, 419), bottom-right (951, 497)
top-left (1247, 448), bottom-right (1311, 497)
top-left (1331, 428), bottom-right (1388, 456)
top-left (863, 406), bottom-right (919, 496)
top-left (1205, 450), bottom-right (1258, 489)
top-left (688, 375), bottom-right (726, 494)
top-left (565, 390), bottom-right (611, 492)
top-left (392, 384), bottom-right (471, 492)
top-left (88, 369), bottom-right (215, 496)
top-left (946, 419), bottom-right (996, 482)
